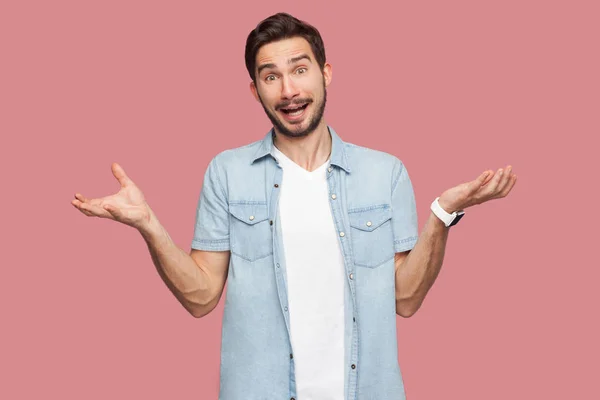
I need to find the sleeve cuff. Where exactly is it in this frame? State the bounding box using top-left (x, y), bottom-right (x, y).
top-left (394, 235), bottom-right (418, 253)
top-left (191, 238), bottom-right (230, 251)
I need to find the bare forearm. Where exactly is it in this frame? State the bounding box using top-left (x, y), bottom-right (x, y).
top-left (139, 209), bottom-right (215, 317)
top-left (395, 212), bottom-right (449, 317)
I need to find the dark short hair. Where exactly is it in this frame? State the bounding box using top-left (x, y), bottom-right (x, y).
top-left (245, 12), bottom-right (327, 82)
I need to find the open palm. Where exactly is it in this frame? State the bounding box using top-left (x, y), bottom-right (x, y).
top-left (438, 165), bottom-right (517, 213)
top-left (71, 163), bottom-right (151, 230)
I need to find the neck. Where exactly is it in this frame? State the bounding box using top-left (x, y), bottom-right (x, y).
top-left (273, 119), bottom-right (331, 172)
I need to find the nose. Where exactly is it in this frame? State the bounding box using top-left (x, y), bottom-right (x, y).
top-left (281, 75), bottom-right (300, 100)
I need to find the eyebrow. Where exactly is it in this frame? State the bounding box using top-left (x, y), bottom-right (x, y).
top-left (257, 54), bottom-right (313, 76)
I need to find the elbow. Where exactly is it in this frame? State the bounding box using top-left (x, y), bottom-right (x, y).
top-left (396, 307), bottom-right (416, 318)
top-left (189, 304), bottom-right (215, 318)
top-left (191, 310), bottom-right (208, 318)
top-left (395, 299), bottom-right (421, 318)
top-left (187, 296), bottom-right (218, 318)
top-left (189, 306), bottom-right (206, 318)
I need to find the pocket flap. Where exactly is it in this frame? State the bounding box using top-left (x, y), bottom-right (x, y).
top-left (229, 202), bottom-right (269, 225)
top-left (348, 205), bottom-right (392, 232)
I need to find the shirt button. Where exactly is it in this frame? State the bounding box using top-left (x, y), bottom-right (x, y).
top-left (274, 183), bottom-right (279, 188)
top-left (331, 194), bottom-right (337, 200)
top-left (270, 220), bottom-right (273, 226)
top-left (351, 364), bottom-right (356, 369)
top-left (328, 167), bottom-right (332, 173)
top-left (284, 306), bottom-right (288, 311)
top-left (249, 215), bottom-right (255, 221)
top-left (339, 231), bottom-right (345, 237)
top-left (353, 317), bottom-right (356, 322)
top-left (290, 353), bottom-right (293, 359)
top-left (366, 221), bottom-right (372, 227)
top-left (276, 263), bottom-right (280, 268)
top-left (349, 273), bottom-right (354, 280)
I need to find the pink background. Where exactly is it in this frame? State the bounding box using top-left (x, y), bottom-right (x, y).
top-left (1, 0), bottom-right (598, 398)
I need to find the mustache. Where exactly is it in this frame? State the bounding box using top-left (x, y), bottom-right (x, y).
top-left (276, 98), bottom-right (313, 110)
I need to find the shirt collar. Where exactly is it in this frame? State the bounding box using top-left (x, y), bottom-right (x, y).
top-left (250, 125), bottom-right (351, 173)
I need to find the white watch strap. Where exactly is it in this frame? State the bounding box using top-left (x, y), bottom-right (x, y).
top-left (430, 197), bottom-right (456, 227)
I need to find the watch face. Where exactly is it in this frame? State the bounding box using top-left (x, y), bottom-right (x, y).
top-left (449, 212), bottom-right (465, 226)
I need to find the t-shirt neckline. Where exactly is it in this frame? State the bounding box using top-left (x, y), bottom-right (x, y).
top-left (273, 145), bottom-right (331, 176)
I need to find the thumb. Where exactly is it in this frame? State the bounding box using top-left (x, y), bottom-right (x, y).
top-left (111, 162), bottom-right (133, 188)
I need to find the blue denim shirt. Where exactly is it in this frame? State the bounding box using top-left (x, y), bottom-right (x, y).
top-left (191, 126), bottom-right (419, 400)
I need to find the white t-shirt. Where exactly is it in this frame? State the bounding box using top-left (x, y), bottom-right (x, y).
top-left (273, 145), bottom-right (346, 400)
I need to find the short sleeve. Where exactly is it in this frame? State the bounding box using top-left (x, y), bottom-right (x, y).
top-left (391, 159), bottom-right (419, 253)
top-left (191, 156), bottom-right (230, 251)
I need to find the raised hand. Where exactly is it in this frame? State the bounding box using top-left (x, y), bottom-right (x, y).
top-left (71, 163), bottom-right (153, 231)
top-left (438, 165), bottom-right (517, 213)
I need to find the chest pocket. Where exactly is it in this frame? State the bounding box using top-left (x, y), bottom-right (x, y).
top-left (348, 205), bottom-right (394, 268)
top-left (229, 202), bottom-right (273, 262)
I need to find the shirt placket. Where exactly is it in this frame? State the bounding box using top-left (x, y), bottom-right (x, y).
top-left (326, 164), bottom-right (360, 400)
top-left (268, 156), bottom-right (297, 400)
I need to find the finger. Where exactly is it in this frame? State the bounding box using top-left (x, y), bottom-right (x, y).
top-left (102, 203), bottom-right (123, 221)
top-left (468, 169), bottom-right (494, 204)
top-left (74, 193), bottom-right (89, 203)
top-left (495, 165), bottom-right (513, 195)
top-left (499, 174), bottom-right (517, 197)
top-left (488, 168), bottom-right (503, 188)
top-left (468, 170), bottom-right (493, 195)
top-left (72, 199), bottom-right (94, 217)
top-left (476, 170), bottom-right (492, 185)
top-left (79, 200), bottom-right (113, 219)
top-left (483, 167), bottom-right (504, 195)
top-left (74, 193), bottom-right (106, 211)
top-left (479, 170), bottom-right (495, 187)
top-left (73, 197), bottom-right (95, 214)
top-left (111, 163), bottom-right (133, 188)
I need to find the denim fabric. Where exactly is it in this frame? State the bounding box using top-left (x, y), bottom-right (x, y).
top-left (192, 126), bottom-right (419, 400)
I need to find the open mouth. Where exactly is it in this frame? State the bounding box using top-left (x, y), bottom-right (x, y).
top-left (280, 103), bottom-right (309, 117)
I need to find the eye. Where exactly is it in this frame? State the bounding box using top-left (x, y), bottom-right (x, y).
top-left (296, 67), bottom-right (307, 74)
top-left (265, 74), bottom-right (277, 82)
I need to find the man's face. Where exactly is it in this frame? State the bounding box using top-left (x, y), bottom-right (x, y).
top-left (250, 36), bottom-right (332, 138)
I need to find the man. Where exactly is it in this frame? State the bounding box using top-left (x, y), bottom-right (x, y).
top-left (72, 12), bottom-right (516, 400)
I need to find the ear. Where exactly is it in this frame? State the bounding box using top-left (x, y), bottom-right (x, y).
top-left (322, 62), bottom-right (333, 87)
top-left (249, 81), bottom-right (260, 102)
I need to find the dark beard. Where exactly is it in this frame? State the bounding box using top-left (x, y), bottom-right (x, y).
top-left (259, 85), bottom-right (327, 139)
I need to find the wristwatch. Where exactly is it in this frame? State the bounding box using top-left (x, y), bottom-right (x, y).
top-left (430, 197), bottom-right (465, 227)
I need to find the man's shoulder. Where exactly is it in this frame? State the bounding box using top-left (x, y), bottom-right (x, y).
top-left (210, 137), bottom-right (264, 168)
